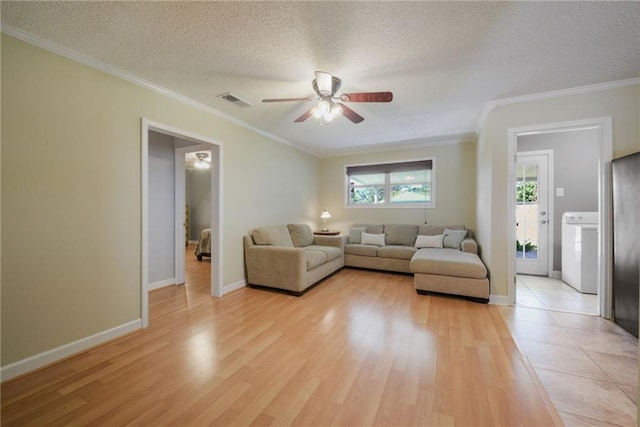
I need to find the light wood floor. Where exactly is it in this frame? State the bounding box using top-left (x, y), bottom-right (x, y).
top-left (1, 256), bottom-right (561, 426)
top-left (148, 243), bottom-right (212, 321)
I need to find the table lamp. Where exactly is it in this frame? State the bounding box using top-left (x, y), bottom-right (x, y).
top-left (320, 210), bottom-right (332, 231)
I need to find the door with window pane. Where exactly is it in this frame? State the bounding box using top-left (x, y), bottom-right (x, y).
top-left (515, 152), bottom-right (549, 276)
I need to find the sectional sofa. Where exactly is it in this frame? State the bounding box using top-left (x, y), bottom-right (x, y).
top-left (345, 224), bottom-right (489, 302)
top-left (243, 222), bottom-right (489, 303)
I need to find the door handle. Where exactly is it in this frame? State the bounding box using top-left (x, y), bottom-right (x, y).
top-left (540, 220), bottom-right (547, 224)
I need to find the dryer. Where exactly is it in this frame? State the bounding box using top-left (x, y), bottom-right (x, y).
top-left (562, 212), bottom-right (598, 294)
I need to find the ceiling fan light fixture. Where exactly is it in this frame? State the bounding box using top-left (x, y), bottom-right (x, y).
top-left (316, 99), bottom-right (330, 114)
top-left (194, 152), bottom-right (211, 170)
top-left (264, 71), bottom-right (392, 124)
top-left (315, 71), bottom-right (333, 96)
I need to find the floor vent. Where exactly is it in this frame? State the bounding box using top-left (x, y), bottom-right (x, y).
top-left (217, 93), bottom-right (253, 107)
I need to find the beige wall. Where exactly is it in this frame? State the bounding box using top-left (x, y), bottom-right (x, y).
top-left (476, 84), bottom-right (640, 297)
top-left (1, 35), bottom-right (319, 365)
top-left (319, 142), bottom-right (477, 233)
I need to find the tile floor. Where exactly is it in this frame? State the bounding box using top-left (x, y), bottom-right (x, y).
top-left (499, 305), bottom-right (638, 427)
top-left (517, 274), bottom-right (598, 315)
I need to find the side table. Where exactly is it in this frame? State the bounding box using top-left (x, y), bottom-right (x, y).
top-left (313, 230), bottom-right (340, 236)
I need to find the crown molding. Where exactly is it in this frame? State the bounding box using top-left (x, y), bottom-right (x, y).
top-left (476, 77), bottom-right (640, 131)
top-left (474, 101), bottom-right (498, 134)
top-left (0, 25), bottom-right (320, 158)
top-left (319, 131), bottom-right (477, 159)
top-left (495, 77), bottom-right (640, 108)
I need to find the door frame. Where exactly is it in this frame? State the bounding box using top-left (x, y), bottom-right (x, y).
top-left (507, 117), bottom-right (612, 318)
top-left (515, 150), bottom-right (554, 277)
top-left (141, 118), bottom-right (223, 328)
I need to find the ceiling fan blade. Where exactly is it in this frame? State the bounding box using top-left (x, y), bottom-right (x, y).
top-left (262, 97), bottom-right (312, 103)
top-left (340, 104), bottom-right (364, 124)
top-left (294, 108), bottom-right (314, 123)
top-left (339, 92), bottom-right (393, 103)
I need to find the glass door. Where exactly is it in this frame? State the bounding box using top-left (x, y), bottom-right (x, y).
top-left (516, 153), bottom-right (549, 276)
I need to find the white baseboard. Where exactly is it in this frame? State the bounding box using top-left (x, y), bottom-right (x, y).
top-left (1, 319), bottom-right (141, 382)
top-left (146, 278), bottom-right (175, 291)
top-left (489, 294), bottom-right (512, 305)
top-left (223, 279), bottom-right (246, 295)
top-left (552, 270), bottom-right (562, 279)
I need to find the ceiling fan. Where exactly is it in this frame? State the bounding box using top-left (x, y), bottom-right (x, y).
top-left (262, 71), bottom-right (393, 124)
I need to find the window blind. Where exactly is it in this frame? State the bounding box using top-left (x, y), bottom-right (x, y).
top-left (346, 160), bottom-right (432, 176)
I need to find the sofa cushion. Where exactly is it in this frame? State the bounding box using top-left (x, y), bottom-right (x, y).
top-left (361, 232), bottom-right (385, 247)
top-left (418, 224), bottom-right (465, 236)
top-left (367, 225), bottom-right (384, 234)
top-left (443, 228), bottom-right (468, 249)
top-left (306, 245), bottom-right (342, 262)
top-left (384, 224), bottom-right (418, 246)
top-left (348, 226), bottom-right (367, 244)
top-left (410, 248), bottom-right (487, 279)
top-left (345, 244), bottom-right (378, 257)
top-left (287, 224), bottom-right (314, 247)
top-left (306, 250), bottom-right (328, 270)
top-left (252, 225), bottom-right (294, 247)
top-left (377, 245), bottom-right (417, 260)
top-left (415, 234), bottom-right (443, 248)
top-left (351, 224), bottom-right (384, 234)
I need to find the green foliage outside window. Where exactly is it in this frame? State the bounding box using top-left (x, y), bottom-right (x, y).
top-left (350, 186), bottom-right (385, 204)
top-left (516, 181), bottom-right (537, 203)
top-left (390, 185), bottom-right (430, 203)
top-left (516, 239), bottom-right (538, 252)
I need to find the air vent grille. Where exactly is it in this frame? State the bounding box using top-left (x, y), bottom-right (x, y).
top-left (217, 93), bottom-right (253, 107)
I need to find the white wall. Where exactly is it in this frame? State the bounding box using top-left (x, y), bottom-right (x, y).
top-left (518, 128), bottom-right (600, 271)
top-left (148, 131), bottom-right (176, 283)
top-left (186, 167), bottom-right (211, 241)
top-left (476, 84), bottom-right (640, 297)
top-left (319, 141), bottom-right (477, 234)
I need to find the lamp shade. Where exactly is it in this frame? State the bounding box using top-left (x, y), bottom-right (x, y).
top-left (320, 210), bottom-right (331, 220)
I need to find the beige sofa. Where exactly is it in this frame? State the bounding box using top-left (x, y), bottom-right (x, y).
top-left (345, 224), bottom-right (490, 303)
top-left (243, 224), bottom-right (346, 296)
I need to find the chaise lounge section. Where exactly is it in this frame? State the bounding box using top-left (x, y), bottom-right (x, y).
top-left (411, 247), bottom-right (490, 303)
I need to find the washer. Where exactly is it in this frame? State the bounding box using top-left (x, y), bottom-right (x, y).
top-left (562, 212), bottom-right (598, 294)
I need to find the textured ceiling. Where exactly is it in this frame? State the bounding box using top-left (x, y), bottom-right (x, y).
top-left (2, 1), bottom-right (639, 156)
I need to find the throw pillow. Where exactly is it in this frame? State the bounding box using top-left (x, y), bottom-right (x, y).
top-left (443, 228), bottom-right (467, 249)
top-left (361, 232), bottom-right (385, 247)
top-left (349, 227), bottom-right (367, 244)
top-left (287, 224), bottom-right (314, 247)
top-left (414, 234), bottom-right (443, 249)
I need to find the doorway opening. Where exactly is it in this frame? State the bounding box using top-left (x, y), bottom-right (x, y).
top-left (507, 118), bottom-right (612, 318)
top-left (141, 119), bottom-right (223, 328)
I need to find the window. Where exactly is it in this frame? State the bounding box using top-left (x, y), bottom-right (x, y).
top-left (346, 159), bottom-right (434, 208)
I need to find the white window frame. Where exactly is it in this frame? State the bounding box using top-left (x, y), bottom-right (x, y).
top-left (344, 157), bottom-right (436, 209)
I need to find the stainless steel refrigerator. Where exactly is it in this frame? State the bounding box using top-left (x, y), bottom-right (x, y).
top-left (612, 151), bottom-right (640, 337)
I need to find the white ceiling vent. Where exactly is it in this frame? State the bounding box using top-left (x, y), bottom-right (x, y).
top-left (217, 93), bottom-right (253, 107)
